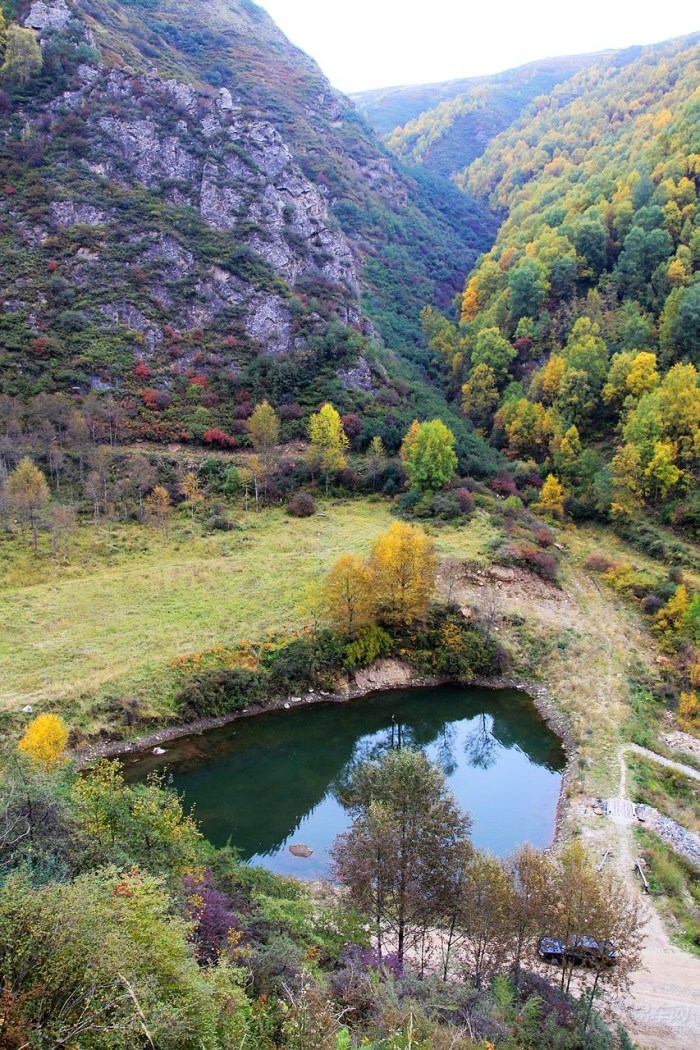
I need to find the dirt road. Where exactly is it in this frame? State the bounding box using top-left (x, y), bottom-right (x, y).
top-left (604, 748), bottom-right (700, 1049)
top-left (443, 559), bottom-right (700, 1048)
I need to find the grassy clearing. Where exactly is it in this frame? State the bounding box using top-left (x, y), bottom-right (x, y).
top-left (477, 528), bottom-right (665, 796)
top-left (0, 500), bottom-right (498, 734)
top-left (629, 754), bottom-right (700, 833)
top-left (635, 827), bottom-right (700, 955)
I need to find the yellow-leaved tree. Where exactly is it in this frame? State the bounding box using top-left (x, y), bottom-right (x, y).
top-left (248, 400), bottom-right (280, 496)
top-left (324, 553), bottom-right (376, 637)
top-left (248, 400), bottom-right (280, 456)
top-left (399, 420), bottom-right (420, 463)
top-left (180, 471), bottom-right (203, 519)
top-left (678, 691), bottom-right (699, 729)
top-left (536, 474), bottom-right (565, 518)
top-left (8, 456), bottom-right (50, 551)
top-left (462, 364), bottom-right (499, 427)
top-left (366, 435), bottom-right (386, 491)
top-left (369, 521), bottom-right (437, 626)
top-left (307, 402), bottom-right (349, 492)
top-left (145, 485), bottom-right (172, 534)
top-left (654, 585), bottom-right (689, 651)
top-left (18, 713), bottom-right (69, 767)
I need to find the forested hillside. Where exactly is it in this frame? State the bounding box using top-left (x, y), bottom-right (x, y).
top-left (423, 33), bottom-right (700, 538)
top-left (355, 54), bottom-right (602, 180)
top-left (0, 0), bottom-right (496, 452)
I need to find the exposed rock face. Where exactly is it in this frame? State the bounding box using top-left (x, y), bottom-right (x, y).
top-left (243, 294), bottom-right (292, 356)
top-left (339, 356), bottom-right (374, 392)
top-left (24, 0), bottom-right (72, 30)
top-left (50, 201), bottom-right (107, 227)
top-left (352, 659), bottom-right (416, 693)
top-left (98, 304), bottom-right (163, 355)
top-left (4, 0), bottom-right (494, 406)
top-left (41, 66), bottom-right (360, 356)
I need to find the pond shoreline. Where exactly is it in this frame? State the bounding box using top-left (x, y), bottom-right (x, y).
top-left (74, 663), bottom-right (457, 766)
top-left (75, 662), bottom-right (577, 848)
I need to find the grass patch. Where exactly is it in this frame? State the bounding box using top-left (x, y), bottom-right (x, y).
top-left (0, 500), bottom-right (498, 737)
top-left (626, 687), bottom-right (665, 751)
top-left (629, 754), bottom-right (700, 833)
top-left (636, 827), bottom-right (700, 955)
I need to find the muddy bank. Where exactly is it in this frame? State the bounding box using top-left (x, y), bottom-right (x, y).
top-left (75, 661), bottom-right (577, 825)
top-left (74, 659), bottom-right (455, 766)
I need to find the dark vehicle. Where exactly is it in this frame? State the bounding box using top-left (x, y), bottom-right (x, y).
top-left (568, 935), bottom-right (617, 967)
top-left (538, 935), bottom-right (617, 967)
top-left (537, 936), bottom-right (566, 963)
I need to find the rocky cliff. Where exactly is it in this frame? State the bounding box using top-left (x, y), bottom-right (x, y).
top-left (0, 0), bottom-right (496, 440)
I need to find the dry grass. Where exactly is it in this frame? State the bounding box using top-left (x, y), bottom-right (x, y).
top-left (0, 501), bottom-right (498, 732)
top-left (443, 523), bottom-right (669, 796)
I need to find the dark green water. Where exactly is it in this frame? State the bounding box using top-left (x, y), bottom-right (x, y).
top-left (124, 686), bottom-right (566, 879)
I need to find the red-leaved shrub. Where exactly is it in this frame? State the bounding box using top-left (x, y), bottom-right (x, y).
top-left (491, 473), bottom-right (518, 497)
top-left (584, 551), bottom-right (616, 573)
top-left (202, 429), bottom-right (236, 448)
top-left (455, 488), bottom-right (475, 514)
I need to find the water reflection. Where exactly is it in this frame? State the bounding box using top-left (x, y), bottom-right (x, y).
top-left (124, 686), bottom-right (565, 879)
top-left (464, 712), bottom-right (498, 770)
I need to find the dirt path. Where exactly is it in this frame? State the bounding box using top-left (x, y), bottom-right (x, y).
top-left (628, 742), bottom-right (700, 781)
top-left (443, 554), bottom-right (700, 1045)
top-left (604, 747), bottom-right (700, 1049)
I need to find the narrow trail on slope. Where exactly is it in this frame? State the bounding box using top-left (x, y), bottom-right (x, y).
top-left (606, 745), bottom-right (700, 1049)
top-left (443, 557), bottom-right (700, 1045)
top-left (627, 741), bottom-right (700, 781)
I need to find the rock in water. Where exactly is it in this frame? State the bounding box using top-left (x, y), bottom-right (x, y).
top-left (289, 843), bottom-right (313, 858)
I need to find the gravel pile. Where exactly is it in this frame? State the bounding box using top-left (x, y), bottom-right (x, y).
top-left (636, 804), bottom-right (700, 868)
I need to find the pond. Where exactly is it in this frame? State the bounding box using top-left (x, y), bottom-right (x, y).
top-left (123, 686), bottom-right (566, 879)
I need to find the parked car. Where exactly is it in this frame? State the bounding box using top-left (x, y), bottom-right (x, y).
top-left (568, 935), bottom-right (617, 967)
top-left (537, 935), bottom-right (616, 967)
top-left (537, 936), bottom-right (566, 963)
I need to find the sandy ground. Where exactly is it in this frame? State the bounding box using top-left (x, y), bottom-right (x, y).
top-left (604, 750), bottom-right (700, 1049)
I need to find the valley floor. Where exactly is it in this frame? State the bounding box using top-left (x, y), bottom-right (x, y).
top-left (2, 497), bottom-right (699, 1047)
top-left (0, 501), bottom-right (497, 733)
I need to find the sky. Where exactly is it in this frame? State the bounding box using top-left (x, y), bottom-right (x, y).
top-left (256, 0), bottom-right (699, 93)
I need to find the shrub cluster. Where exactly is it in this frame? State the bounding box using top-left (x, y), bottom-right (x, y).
top-left (174, 609), bottom-right (505, 720)
top-left (493, 504), bottom-right (562, 582)
top-left (175, 666), bottom-right (265, 720)
top-left (287, 492), bottom-right (317, 517)
top-left (398, 608), bottom-right (505, 679)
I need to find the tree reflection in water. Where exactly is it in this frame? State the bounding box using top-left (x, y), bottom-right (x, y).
top-left (463, 712), bottom-right (498, 770)
top-left (123, 686), bottom-right (565, 876)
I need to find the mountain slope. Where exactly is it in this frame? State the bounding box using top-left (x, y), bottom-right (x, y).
top-left (0, 0), bottom-right (497, 456)
top-left (352, 54), bottom-right (604, 179)
top-left (427, 33), bottom-right (700, 533)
